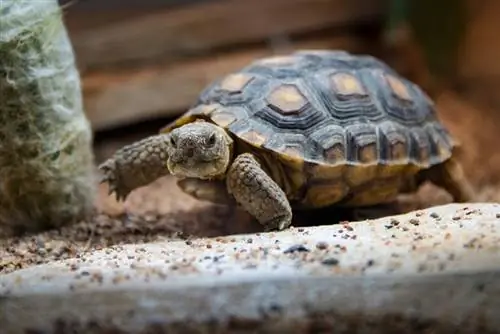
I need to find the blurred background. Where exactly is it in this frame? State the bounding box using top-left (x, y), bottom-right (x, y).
top-left (59, 0), bottom-right (500, 219)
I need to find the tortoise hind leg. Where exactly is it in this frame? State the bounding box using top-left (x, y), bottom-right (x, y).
top-left (419, 157), bottom-right (474, 203)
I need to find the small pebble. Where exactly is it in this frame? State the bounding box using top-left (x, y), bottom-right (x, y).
top-left (321, 258), bottom-right (339, 266)
top-left (409, 219), bottom-right (419, 226)
top-left (315, 242), bottom-right (329, 250)
top-left (283, 244), bottom-right (310, 254)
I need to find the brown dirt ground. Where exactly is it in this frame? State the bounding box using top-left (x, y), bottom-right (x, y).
top-left (1, 87), bottom-right (500, 276)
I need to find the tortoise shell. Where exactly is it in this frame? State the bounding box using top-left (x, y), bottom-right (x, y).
top-left (161, 50), bottom-right (455, 208)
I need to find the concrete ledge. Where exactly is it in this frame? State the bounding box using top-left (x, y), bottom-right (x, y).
top-left (1, 203), bottom-right (500, 333)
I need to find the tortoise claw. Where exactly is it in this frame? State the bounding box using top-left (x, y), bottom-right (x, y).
top-left (107, 185), bottom-right (116, 196)
top-left (106, 182), bottom-right (130, 203)
top-left (98, 160), bottom-right (116, 183)
top-left (100, 172), bottom-right (112, 185)
top-left (98, 159), bottom-right (130, 202)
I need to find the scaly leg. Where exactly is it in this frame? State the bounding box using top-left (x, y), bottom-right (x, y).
top-left (420, 157), bottom-right (474, 202)
top-left (177, 178), bottom-right (235, 205)
top-left (226, 153), bottom-right (292, 231)
top-left (99, 134), bottom-right (171, 201)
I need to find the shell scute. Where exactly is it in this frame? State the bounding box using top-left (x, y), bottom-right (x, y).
top-left (346, 123), bottom-right (379, 164)
top-left (330, 71), bottom-right (369, 98)
top-left (377, 121), bottom-right (410, 164)
top-left (317, 69), bottom-right (383, 124)
top-left (266, 84), bottom-right (308, 115)
top-left (309, 124), bottom-right (346, 164)
top-left (219, 73), bottom-right (255, 93)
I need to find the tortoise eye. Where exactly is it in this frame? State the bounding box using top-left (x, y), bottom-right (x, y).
top-left (207, 133), bottom-right (216, 147)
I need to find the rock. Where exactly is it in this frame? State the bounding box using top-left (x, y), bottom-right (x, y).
top-left (1, 203), bottom-right (500, 333)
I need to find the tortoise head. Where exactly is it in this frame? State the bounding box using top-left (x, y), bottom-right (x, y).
top-left (166, 120), bottom-right (233, 179)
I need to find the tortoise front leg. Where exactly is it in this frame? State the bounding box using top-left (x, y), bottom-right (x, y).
top-left (99, 134), bottom-right (171, 201)
top-left (420, 157), bottom-right (474, 202)
top-left (177, 178), bottom-right (236, 206)
top-left (226, 153), bottom-right (292, 231)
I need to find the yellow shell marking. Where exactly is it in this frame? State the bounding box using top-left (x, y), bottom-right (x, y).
top-left (309, 164), bottom-right (344, 180)
top-left (359, 143), bottom-right (378, 163)
top-left (377, 164), bottom-right (407, 179)
top-left (282, 146), bottom-right (302, 159)
top-left (391, 141), bottom-right (407, 160)
top-left (191, 103), bottom-right (219, 116)
top-left (324, 143), bottom-right (345, 163)
top-left (211, 112), bottom-right (237, 128)
top-left (239, 130), bottom-right (267, 147)
top-left (437, 141), bottom-right (451, 160)
top-left (386, 75), bottom-right (412, 101)
top-left (331, 73), bottom-right (366, 96)
top-left (257, 55), bottom-right (294, 65)
top-left (419, 146), bottom-right (430, 165)
top-left (304, 183), bottom-right (348, 208)
top-left (267, 85), bottom-right (307, 114)
top-left (278, 146), bottom-right (305, 169)
top-left (220, 73), bottom-right (254, 92)
top-left (160, 103), bottom-right (219, 133)
top-left (345, 164), bottom-right (378, 187)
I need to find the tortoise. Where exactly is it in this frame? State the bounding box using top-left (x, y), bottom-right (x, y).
top-left (99, 49), bottom-right (473, 231)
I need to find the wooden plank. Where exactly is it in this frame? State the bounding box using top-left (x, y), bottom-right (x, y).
top-left (70, 0), bottom-right (388, 71)
top-left (62, 0), bottom-right (206, 31)
top-left (83, 35), bottom-right (373, 131)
